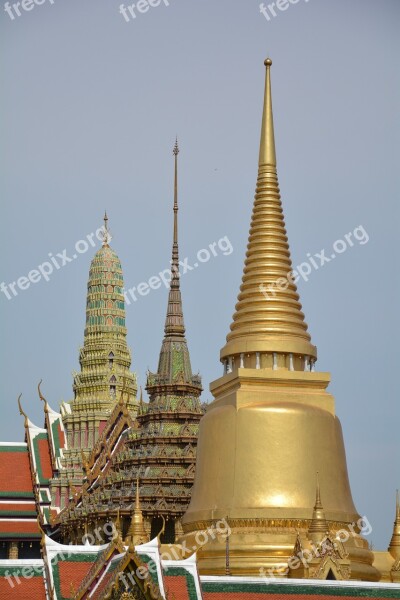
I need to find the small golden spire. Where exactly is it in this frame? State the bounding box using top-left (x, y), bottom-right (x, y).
top-left (125, 477), bottom-right (148, 547)
top-left (220, 58), bottom-right (317, 361)
top-left (308, 473), bottom-right (328, 540)
top-left (17, 393), bottom-right (29, 428)
top-left (389, 489), bottom-right (400, 559)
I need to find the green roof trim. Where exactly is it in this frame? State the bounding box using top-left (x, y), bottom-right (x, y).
top-left (137, 553), bottom-right (159, 585)
top-left (0, 491), bottom-right (35, 498)
top-left (0, 510), bottom-right (37, 517)
top-left (0, 532), bottom-right (41, 539)
top-left (32, 433), bottom-right (50, 484)
top-left (201, 582), bottom-right (400, 598)
top-left (51, 418), bottom-right (63, 458)
top-left (0, 445), bottom-right (27, 453)
top-left (164, 566), bottom-right (198, 600)
top-left (0, 565), bottom-right (44, 577)
top-left (51, 550), bottom-right (101, 600)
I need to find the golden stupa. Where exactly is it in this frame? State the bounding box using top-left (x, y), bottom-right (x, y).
top-left (181, 59), bottom-right (380, 581)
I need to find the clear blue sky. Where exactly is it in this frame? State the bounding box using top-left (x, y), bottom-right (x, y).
top-left (1, 0), bottom-right (399, 549)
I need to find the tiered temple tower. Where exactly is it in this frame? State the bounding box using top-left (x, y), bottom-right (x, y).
top-left (51, 217), bottom-right (138, 509)
top-left (181, 59), bottom-right (379, 581)
top-left (110, 141), bottom-right (203, 542)
top-left (58, 143), bottom-right (203, 544)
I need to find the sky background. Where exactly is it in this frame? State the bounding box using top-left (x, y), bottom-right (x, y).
top-left (1, 0), bottom-right (399, 550)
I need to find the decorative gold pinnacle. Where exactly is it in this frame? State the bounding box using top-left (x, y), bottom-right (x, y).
top-left (126, 478), bottom-right (148, 547)
top-left (17, 393), bottom-right (28, 428)
top-left (308, 473), bottom-right (328, 538)
top-left (220, 58), bottom-right (317, 361)
top-left (259, 58), bottom-right (276, 167)
top-left (389, 489), bottom-right (400, 559)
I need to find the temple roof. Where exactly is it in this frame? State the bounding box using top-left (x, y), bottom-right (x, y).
top-left (0, 443), bottom-right (41, 540)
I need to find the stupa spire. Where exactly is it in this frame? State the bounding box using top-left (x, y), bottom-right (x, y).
top-left (220, 58), bottom-right (317, 364)
top-left (389, 490), bottom-right (400, 559)
top-left (126, 478), bottom-right (148, 547)
top-left (259, 58), bottom-right (276, 167)
top-left (308, 473), bottom-right (328, 539)
top-left (164, 138), bottom-right (185, 338)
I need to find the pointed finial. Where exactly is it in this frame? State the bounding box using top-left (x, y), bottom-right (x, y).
top-left (315, 472), bottom-right (323, 509)
top-left (163, 138), bottom-right (186, 338)
top-left (308, 473), bottom-right (327, 538)
top-left (173, 137), bottom-right (179, 156)
top-left (17, 394), bottom-right (29, 428)
top-left (102, 211), bottom-right (111, 246)
top-left (389, 489), bottom-right (400, 559)
top-left (135, 477), bottom-right (140, 510)
top-left (259, 57), bottom-right (276, 167)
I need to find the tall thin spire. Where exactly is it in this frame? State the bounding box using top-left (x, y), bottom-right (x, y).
top-left (164, 139), bottom-right (185, 338)
top-left (308, 473), bottom-right (328, 539)
top-left (389, 489), bottom-right (400, 559)
top-left (220, 58), bottom-right (317, 362)
top-left (259, 58), bottom-right (276, 167)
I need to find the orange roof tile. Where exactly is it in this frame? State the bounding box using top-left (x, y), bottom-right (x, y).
top-left (36, 438), bottom-right (53, 480)
top-left (0, 575), bottom-right (45, 599)
top-left (0, 520), bottom-right (40, 536)
top-left (58, 561), bottom-right (96, 598)
top-left (164, 575), bottom-right (191, 600)
top-left (0, 450), bottom-right (33, 496)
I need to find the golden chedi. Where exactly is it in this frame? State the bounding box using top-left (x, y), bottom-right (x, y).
top-left (181, 59), bottom-right (379, 581)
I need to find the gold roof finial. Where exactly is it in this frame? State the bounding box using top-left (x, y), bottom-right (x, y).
top-left (125, 477), bottom-right (148, 547)
top-left (259, 58), bottom-right (276, 167)
top-left (315, 471), bottom-right (323, 509)
top-left (308, 473), bottom-right (328, 539)
top-left (17, 393), bottom-right (29, 428)
top-left (389, 489), bottom-right (400, 559)
top-left (37, 380), bottom-right (49, 414)
top-left (135, 476), bottom-right (140, 510)
top-left (220, 58), bottom-right (317, 361)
